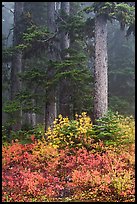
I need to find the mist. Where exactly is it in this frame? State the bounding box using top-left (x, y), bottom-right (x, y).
top-left (2, 2), bottom-right (14, 46)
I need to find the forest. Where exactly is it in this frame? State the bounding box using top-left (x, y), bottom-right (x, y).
top-left (2, 2), bottom-right (135, 202)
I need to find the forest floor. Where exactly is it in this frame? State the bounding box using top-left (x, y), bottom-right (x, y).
top-left (2, 114), bottom-right (135, 202)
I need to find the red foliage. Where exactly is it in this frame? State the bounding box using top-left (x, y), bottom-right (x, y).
top-left (2, 141), bottom-right (135, 202)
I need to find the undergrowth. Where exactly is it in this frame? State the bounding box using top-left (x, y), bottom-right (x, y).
top-left (2, 112), bottom-right (135, 202)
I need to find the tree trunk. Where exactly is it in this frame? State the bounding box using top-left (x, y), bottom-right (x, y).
top-left (10, 2), bottom-right (24, 130)
top-left (45, 2), bottom-right (57, 130)
top-left (59, 2), bottom-right (70, 118)
top-left (23, 2), bottom-right (48, 128)
top-left (60, 2), bottom-right (70, 58)
top-left (93, 15), bottom-right (108, 123)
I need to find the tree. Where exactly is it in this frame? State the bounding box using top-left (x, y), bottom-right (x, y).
top-left (3, 2), bottom-right (49, 129)
top-left (59, 2), bottom-right (70, 117)
top-left (24, 2), bottom-right (48, 26)
top-left (84, 2), bottom-right (135, 123)
top-left (45, 2), bottom-right (57, 130)
top-left (2, 3), bottom-right (14, 125)
top-left (3, 2), bottom-right (134, 131)
top-left (60, 2), bottom-right (70, 58)
top-left (10, 2), bottom-right (24, 130)
top-left (94, 14), bottom-right (108, 121)
top-left (23, 2), bottom-right (48, 128)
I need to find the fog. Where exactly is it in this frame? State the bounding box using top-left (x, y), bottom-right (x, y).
top-left (2, 2), bottom-right (135, 125)
top-left (2, 2), bottom-right (14, 46)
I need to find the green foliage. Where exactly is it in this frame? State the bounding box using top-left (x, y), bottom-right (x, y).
top-left (92, 111), bottom-right (122, 145)
top-left (26, 124), bottom-right (45, 140)
top-left (114, 3), bottom-right (135, 30)
top-left (2, 128), bottom-right (30, 145)
top-left (2, 2), bottom-right (135, 130)
top-left (2, 2), bottom-right (94, 125)
top-left (83, 2), bottom-right (135, 31)
top-left (14, 42), bottom-right (93, 118)
top-left (58, 13), bottom-right (86, 42)
top-left (2, 123), bottom-right (45, 145)
top-left (93, 111), bottom-right (134, 147)
top-left (15, 25), bottom-right (50, 57)
top-left (4, 100), bottom-right (21, 113)
top-left (45, 111), bottom-right (134, 151)
top-left (22, 25), bottom-right (49, 43)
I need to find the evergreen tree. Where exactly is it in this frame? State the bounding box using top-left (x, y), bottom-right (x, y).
top-left (59, 2), bottom-right (70, 117)
top-left (10, 2), bottom-right (24, 130)
top-left (2, 2), bottom-right (134, 131)
top-left (84, 2), bottom-right (135, 122)
top-left (45, 2), bottom-right (57, 129)
top-left (94, 11), bottom-right (108, 122)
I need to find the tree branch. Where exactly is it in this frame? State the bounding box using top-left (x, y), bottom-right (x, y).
top-left (55, 10), bottom-right (68, 25)
top-left (37, 31), bottom-right (58, 43)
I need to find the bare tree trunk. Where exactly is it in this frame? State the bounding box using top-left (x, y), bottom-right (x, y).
top-left (10, 2), bottom-right (24, 130)
top-left (93, 15), bottom-right (108, 123)
top-left (45, 2), bottom-right (57, 130)
top-left (59, 2), bottom-right (71, 118)
top-left (60, 2), bottom-right (70, 58)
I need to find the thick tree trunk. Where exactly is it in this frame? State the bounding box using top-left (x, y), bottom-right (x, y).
top-left (59, 2), bottom-right (71, 118)
top-left (60, 2), bottom-right (70, 58)
top-left (45, 2), bottom-right (57, 130)
top-left (93, 15), bottom-right (108, 122)
top-left (10, 2), bottom-right (24, 130)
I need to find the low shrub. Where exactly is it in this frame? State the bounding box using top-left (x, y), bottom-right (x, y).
top-left (45, 112), bottom-right (93, 150)
top-left (45, 111), bottom-right (135, 151)
top-left (2, 123), bottom-right (45, 145)
top-left (2, 112), bottom-right (135, 202)
top-left (2, 140), bottom-right (135, 202)
top-left (3, 112), bottom-right (134, 151)
top-left (117, 114), bottom-right (135, 145)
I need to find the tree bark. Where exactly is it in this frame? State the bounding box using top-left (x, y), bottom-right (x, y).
top-left (60, 2), bottom-right (70, 58)
top-left (10, 2), bottom-right (24, 130)
top-left (93, 14), bottom-right (108, 123)
top-left (45, 2), bottom-right (57, 130)
top-left (59, 2), bottom-right (71, 118)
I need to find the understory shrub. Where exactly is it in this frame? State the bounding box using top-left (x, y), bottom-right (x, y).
top-left (45, 112), bottom-right (93, 150)
top-left (2, 123), bottom-right (45, 145)
top-left (2, 112), bottom-right (135, 202)
top-left (45, 111), bottom-right (135, 150)
top-left (2, 142), bottom-right (135, 202)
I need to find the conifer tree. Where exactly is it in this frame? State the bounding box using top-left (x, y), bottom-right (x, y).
top-left (84, 2), bottom-right (135, 122)
top-left (10, 2), bottom-right (24, 130)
